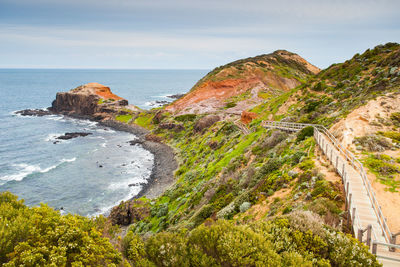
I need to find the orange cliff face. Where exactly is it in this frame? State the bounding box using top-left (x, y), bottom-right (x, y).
top-left (77, 82), bottom-right (124, 100)
top-left (166, 50), bottom-right (319, 115)
top-left (51, 83), bottom-right (130, 119)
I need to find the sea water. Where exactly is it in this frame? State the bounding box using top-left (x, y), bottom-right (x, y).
top-left (0, 69), bottom-right (207, 216)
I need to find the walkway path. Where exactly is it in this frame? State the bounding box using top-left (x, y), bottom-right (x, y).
top-left (263, 121), bottom-right (400, 266)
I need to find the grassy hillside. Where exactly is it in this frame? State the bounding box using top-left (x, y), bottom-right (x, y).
top-left (276, 42), bottom-right (400, 126)
top-left (110, 44), bottom-right (398, 266)
top-left (194, 49), bottom-right (319, 85)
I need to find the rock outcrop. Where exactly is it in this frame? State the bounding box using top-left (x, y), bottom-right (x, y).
top-left (15, 109), bottom-right (53, 117)
top-left (50, 82), bottom-right (137, 120)
top-left (194, 115), bottom-right (220, 132)
top-left (108, 199), bottom-right (150, 226)
top-left (56, 132), bottom-right (92, 140)
top-left (241, 111), bottom-right (257, 124)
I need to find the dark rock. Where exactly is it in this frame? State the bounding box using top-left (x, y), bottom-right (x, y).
top-left (51, 92), bottom-right (99, 116)
top-left (128, 139), bottom-right (143, 146)
top-left (153, 110), bottom-right (166, 124)
top-left (15, 108), bottom-right (53, 116)
top-left (145, 134), bottom-right (162, 143)
top-left (194, 115), bottom-right (220, 132)
top-left (158, 123), bottom-right (184, 132)
top-left (208, 140), bottom-right (220, 150)
top-left (167, 93), bottom-right (185, 99)
top-left (117, 99), bottom-right (128, 106)
top-left (56, 132), bottom-right (92, 140)
top-left (108, 199), bottom-right (150, 226)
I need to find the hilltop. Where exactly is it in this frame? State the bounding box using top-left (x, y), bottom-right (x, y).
top-left (166, 50), bottom-right (319, 115)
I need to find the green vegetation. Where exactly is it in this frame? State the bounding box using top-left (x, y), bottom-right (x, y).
top-left (122, 215), bottom-right (380, 267)
top-left (134, 113), bottom-right (154, 129)
top-left (379, 131), bottom-right (400, 143)
top-left (364, 154), bottom-right (400, 192)
top-left (296, 126), bottom-right (314, 143)
top-left (116, 114), bottom-right (133, 123)
top-left (0, 192), bottom-right (122, 266)
top-left (224, 101), bottom-right (236, 109)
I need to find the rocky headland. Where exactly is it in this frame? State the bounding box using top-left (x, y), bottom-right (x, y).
top-left (17, 82), bottom-right (178, 201)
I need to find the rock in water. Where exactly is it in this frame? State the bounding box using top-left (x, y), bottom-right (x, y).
top-left (15, 109), bottom-right (53, 116)
top-left (56, 132), bottom-right (92, 140)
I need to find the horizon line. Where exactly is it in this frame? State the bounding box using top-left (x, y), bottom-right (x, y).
top-left (0, 67), bottom-right (211, 70)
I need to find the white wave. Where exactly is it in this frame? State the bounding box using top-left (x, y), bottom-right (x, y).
top-left (61, 157), bottom-right (76, 163)
top-left (72, 119), bottom-right (98, 128)
top-left (152, 94), bottom-right (170, 98)
top-left (100, 142), bottom-right (107, 148)
top-left (45, 115), bottom-right (65, 122)
top-left (144, 101), bottom-right (170, 108)
top-left (44, 133), bottom-right (63, 142)
top-left (96, 128), bottom-right (115, 133)
top-left (0, 163), bottom-right (42, 181)
top-left (0, 158), bottom-right (76, 182)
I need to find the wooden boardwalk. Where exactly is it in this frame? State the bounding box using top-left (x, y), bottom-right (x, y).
top-left (263, 121), bottom-right (400, 266)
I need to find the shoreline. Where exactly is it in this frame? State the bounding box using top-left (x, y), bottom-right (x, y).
top-left (16, 104), bottom-right (178, 203)
top-left (100, 119), bottom-right (177, 200)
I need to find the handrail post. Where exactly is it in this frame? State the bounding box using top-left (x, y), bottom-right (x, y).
top-left (367, 224), bottom-right (372, 247)
top-left (342, 163), bottom-right (345, 177)
top-left (372, 241), bottom-right (377, 255)
top-left (358, 228), bottom-right (363, 243)
top-left (347, 193), bottom-right (352, 228)
top-left (390, 234), bottom-right (397, 252)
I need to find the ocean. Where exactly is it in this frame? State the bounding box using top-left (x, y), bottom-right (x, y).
top-left (0, 69), bottom-right (207, 216)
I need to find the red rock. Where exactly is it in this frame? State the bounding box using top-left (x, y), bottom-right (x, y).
top-left (241, 111), bottom-right (257, 124)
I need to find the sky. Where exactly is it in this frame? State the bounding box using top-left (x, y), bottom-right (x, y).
top-left (0, 0), bottom-right (399, 69)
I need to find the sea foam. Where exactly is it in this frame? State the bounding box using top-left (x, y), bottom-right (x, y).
top-left (0, 158), bottom-right (76, 182)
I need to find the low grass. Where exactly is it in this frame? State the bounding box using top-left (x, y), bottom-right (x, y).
top-left (134, 113), bottom-right (154, 129)
top-left (364, 153), bottom-right (400, 192)
top-left (115, 114), bottom-right (132, 123)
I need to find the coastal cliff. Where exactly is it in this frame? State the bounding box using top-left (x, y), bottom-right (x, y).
top-left (50, 82), bottom-right (136, 120)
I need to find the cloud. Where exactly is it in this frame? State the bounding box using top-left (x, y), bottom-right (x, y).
top-left (0, 0), bottom-right (399, 68)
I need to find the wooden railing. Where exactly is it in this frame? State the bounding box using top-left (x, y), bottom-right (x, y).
top-left (262, 121), bottom-right (399, 257)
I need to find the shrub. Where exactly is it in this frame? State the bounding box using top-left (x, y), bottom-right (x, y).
top-left (296, 126), bottom-right (314, 143)
top-left (390, 112), bottom-right (400, 125)
top-left (364, 154), bottom-right (400, 176)
top-left (298, 159), bottom-right (315, 171)
top-left (354, 135), bottom-right (393, 151)
top-left (225, 101), bottom-right (237, 109)
top-left (379, 131), bottom-right (400, 142)
top-left (239, 202), bottom-right (251, 212)
top-left (174, 114), bottom-right (197, 122)
top-left (0, 192), bottom-right (122, 266)
top-left (262, 158), bottom-right (283, 174)
top-left (122, 232), bottom-right (154, 266)
top-left (145, 232), bottom-right (189, 266)
top-left (311, 180), bottom-right (338, 200)
top-left (188, 220), bottom-right (282, 266)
